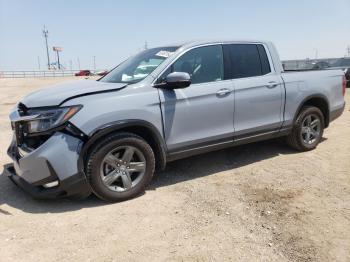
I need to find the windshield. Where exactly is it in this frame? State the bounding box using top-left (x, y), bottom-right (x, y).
top-left (331, 58), bottom-right (350, 67)
top-left (100, 46), bottom-right (179, 84)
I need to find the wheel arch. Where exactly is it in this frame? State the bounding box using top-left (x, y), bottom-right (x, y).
top-left (294, 94), bottom-right (330, 128)
top-left (78, 120), bottom-right (167, 173)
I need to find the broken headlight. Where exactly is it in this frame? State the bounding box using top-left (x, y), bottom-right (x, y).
top-left (26, 105), bottom-right (82, 134)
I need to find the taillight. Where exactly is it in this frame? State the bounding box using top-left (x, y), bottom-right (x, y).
top-left (342, 75), bottom-right (346, 96)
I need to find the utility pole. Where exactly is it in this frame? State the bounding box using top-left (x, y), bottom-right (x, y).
top-left (42, 26), bottom-right (50, 70)
top-left (314, 48), bottom-right (318, 60)
top-left (347, 45), bottom-right (350, 57)
top-left (144, 41), bottom-right (148, 50)
top-left (56, 50), bottom-right (60, 69)
top-left (93, 56), bottom-right (96, 70)
top-left (77, 57), bottom-right (81, 70)
top-left (37, 56), bottom-right (41, 70)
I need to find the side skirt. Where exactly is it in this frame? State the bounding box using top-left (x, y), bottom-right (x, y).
top-left (166, 127), bottom-right (291, 162)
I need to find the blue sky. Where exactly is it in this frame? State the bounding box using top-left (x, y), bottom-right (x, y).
top-left (0, 0), bottom-right (349, 70)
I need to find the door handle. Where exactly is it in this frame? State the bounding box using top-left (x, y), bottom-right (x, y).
top-left (216, 88), bottom-right (231, 97)
top-left (266, 81), bottom-right (278, 88)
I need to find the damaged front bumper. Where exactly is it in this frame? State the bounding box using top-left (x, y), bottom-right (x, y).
top-left (3, 163), bottom-right (90, 199)
top-left (6, 132), bottom-right (91, 199)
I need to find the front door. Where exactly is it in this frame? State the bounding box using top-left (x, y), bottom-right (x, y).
top-left (157, 45), bottom-right (235, 152)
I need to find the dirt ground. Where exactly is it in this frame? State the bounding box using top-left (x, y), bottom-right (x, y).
top-left (0, 77), bottom-right (349, 262)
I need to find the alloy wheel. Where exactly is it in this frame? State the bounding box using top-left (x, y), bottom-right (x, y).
top-left (301, 114), bottom-right (321, 145)
top-left (100, 146), bottom-right (146, 192)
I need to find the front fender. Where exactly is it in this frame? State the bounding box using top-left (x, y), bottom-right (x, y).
top-left (78, 120), bottom-right (167, 172)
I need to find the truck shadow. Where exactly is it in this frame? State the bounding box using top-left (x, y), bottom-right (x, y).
top-left (0, 138), bottom-right (324, 214)
top-left (150, 138), bottom-right (302, 189)
top-left (0, 174), bottom-right (102, 215)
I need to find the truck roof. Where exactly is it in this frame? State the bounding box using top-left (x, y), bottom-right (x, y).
top-left (152, 39), bottom-right (282, 74)
top-left (166, 39), bottom-right (271, 49)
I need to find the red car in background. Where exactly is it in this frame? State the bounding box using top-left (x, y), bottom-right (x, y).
top-left (75, 70), bottom-right (91, 76)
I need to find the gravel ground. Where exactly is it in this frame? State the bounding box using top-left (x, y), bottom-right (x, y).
top-left (0, 77), bottom-right (349, 262)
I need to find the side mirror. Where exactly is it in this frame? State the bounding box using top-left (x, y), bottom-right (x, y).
top-left (156, 72), bottom-right (191, 89)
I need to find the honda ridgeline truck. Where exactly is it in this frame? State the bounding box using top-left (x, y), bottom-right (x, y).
top-left (5, 40), bottom-right (346, 202)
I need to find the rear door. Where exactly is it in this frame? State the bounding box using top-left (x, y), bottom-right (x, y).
top-left (223, 43), bottom-right (284, 138)
top-left (156, 45), bottom-right (235, 152)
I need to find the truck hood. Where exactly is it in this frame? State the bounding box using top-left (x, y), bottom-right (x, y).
top-left (21, 80), bottom-right (127, 108)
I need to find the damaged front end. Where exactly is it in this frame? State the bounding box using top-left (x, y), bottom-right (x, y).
top-left (5, 103), bottom-right (91, 199)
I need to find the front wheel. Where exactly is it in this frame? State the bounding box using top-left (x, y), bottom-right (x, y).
top-left (286, 106), bottom-right (324, 151)
top-left (86, 132), bottom-right (155, 202)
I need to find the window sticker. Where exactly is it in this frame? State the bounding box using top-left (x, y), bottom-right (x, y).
top-left (155, 50), bottom-right (174, 58)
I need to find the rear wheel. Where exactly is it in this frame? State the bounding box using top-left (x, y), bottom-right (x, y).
top-left (86, 132), bottom-right (155, 202)
top-left (286, 106), bottom-right (324, 151)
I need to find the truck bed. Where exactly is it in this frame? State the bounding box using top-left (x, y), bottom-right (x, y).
top-left (280, 69), bottom-right (345, 128)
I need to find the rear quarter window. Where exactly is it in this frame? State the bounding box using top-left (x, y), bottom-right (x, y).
top-left (257, 44), bottom-right (271, 75)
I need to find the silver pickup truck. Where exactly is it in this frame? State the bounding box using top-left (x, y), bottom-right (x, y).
top-left (5, 40), bottom-right (346, 202)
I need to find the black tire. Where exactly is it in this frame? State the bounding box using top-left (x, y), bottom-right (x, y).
top-left (286, 106), bottom-right (324, 151)
top-left (86, 132), bottom-right (155, 202)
